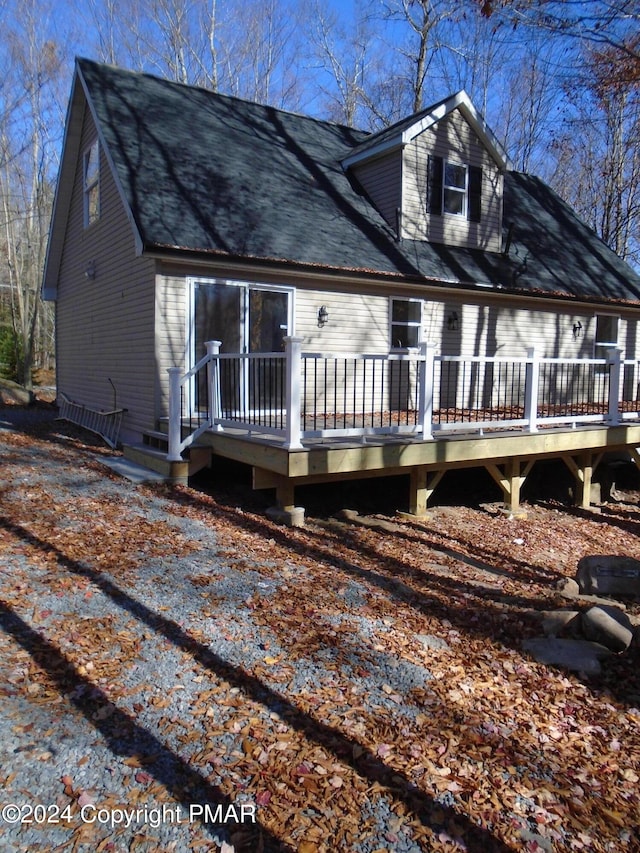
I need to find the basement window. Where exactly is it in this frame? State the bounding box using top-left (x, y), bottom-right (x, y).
top-left (390, 298), bottom-right (422, 349)
top-left (83, 139), bottom-right (100, 227)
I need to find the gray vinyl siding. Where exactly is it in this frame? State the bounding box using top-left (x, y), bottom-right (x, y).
top-left (55, 99), bottom-right (156, 442)
top-left (403, 110), bottom-right (503, 252)
top-left (155, 273), bottom-right (187, 419)
top-left (352, 152), bottom-right (403, 231)
top-left (295, 289), bottom-right (389, 353)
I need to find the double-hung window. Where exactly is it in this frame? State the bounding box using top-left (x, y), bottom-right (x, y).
top-left (443, 162), bottom-right (467, 216)
top-left (428, 155), bottom-right (482, 222)
top-left (83, 139), bottom-right (100, 227)
top-left (390, 298), bottom-right (422, 349)
top-left (595, 314), bottom-right (619, 361)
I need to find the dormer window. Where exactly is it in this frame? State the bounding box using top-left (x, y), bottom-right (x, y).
top-left (428, 155), bottom-right (482, 223)
top-left (343, 91), bottom-right (508, 252)
top-left (444, 162), bottom-right (467, 216)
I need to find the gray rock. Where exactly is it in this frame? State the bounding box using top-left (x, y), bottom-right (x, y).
top-left (519, 829), bottom-right (554, 853)
top-left (522, 638), bottom-right (611, 676)
top-left (557, 577), bottom-right (580, 598)
top-left (576, 555), bottom-right (640, 598)
top-left (581, 605), bottom-right (634, 652)
top-left (539, 610), bottom-right (581, 637)
top-left (266, 505), bottom-right (305, 527)
top-left (0, 378), bottom-right (34, 405)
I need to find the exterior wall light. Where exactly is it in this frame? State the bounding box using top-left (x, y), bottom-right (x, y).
top-left (573, 321), bottom-right (583, 339)
top-left (85, 261), bottom-right (96, 280)
top-left (447, 311), bottom-right (459, 331)
top-left (318, 305), bottom-right (329, 327)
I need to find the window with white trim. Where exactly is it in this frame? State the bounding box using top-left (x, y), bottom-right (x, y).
top-left (443, 162), bottom-right (467, 216)
top-left (83, 139), bottom-right (100, 227)
top-left (595, 314), bottom-right (619, 361)
top-left (390, 298), bottom-right (422, 349)
top-left (428, 155), bottom-right (482, 222)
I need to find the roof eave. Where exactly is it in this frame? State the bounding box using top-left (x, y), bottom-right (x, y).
top-left (342, 90), bottom-right (513, 172)
top-left (41, 69), bottom-right (84, 301)
top-left (143, 241), bottom-right (640, 310)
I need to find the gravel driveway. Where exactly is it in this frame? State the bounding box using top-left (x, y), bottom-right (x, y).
top-left (1, 407), bottom-right (639, 852)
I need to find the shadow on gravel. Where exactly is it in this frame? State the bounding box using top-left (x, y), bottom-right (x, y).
top-left (0, 514), bottom-right (512, 853)
top-left (162, 486), bottom-right (640, 708)
top-left (166, 485), bottom-right (556, 637)
top-left (0, 601), bottom-right (282, 853)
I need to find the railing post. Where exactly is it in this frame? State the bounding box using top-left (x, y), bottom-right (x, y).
top-left (524, 346), bottom-right (539, 433)
top-left (283, 336), bottom-right (304, 450)
top-left (418, 342), bottom-right (434, 440)
top-left (167, 367), bottom-right (183, 461)
top-left (205, 340), bottom-right (223, 431)
top-left (607, 347), bottom-right (623, 425)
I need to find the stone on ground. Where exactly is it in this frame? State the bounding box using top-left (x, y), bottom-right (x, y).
top-left (576, 555), bottom-right (640, 598)
top-left (539, 609), bottom-right (581, 637)
top-left (522, 637), bottom-right (611, 676)
top-left (581, 605), bottom-right (634, 652)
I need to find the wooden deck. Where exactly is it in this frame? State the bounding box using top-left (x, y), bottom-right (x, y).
top-left (158, 344), bottom-right (640, 523)
top-left (194, 422), bottom-right (640, 522)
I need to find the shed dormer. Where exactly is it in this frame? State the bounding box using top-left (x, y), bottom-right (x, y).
top-left (343, 91), bottom-right (511, 254)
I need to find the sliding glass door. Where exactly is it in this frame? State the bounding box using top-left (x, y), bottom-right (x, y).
top-left (191, 279), bottom-right (291, 414)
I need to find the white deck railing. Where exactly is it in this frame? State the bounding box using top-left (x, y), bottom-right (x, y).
top-left (167, 339), bottom-right (640, 461)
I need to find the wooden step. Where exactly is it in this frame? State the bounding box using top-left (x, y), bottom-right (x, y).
top-left (142, 429), bottom-right (170, 449)
top-left (123, 442), bottom-right (212, 483)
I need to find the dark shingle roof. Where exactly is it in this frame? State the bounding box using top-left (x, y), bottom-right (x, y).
top-left (77, 58), bottom-right (640, 305)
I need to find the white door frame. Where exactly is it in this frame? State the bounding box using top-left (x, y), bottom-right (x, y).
top-left (186, 277), bottom-right (295, 414)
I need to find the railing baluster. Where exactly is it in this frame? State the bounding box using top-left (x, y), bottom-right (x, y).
top-left (168, 345), bottom-right (640, 452)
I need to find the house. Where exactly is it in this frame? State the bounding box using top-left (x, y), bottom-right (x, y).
top-left (43, 58), bottom-right (640, 521)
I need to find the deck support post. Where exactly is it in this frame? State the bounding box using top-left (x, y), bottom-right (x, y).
top-left (409, 466), bottom-right (427, 516)
top-left (562, 452), bottom-right (596, 509)
top-left (276, 478), bottom-right (296, 510)
top-left (266, 476), bottom-right (305, 527)
top-left (486, 459), bottom-right (533, 515)
top-left (408, 466), bottom-right (444, 516)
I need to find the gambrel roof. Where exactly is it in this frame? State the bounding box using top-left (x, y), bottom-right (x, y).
top-left (44, 58), bottom-right (640, 305)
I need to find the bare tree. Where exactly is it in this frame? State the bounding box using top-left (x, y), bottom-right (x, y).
top-left (218, 0), bottom-right (305, 107)
top-left (381, 0), bottom-right (468, 114)
top-left (477, 0), bottom-right (640, 82)
top-left (494, 37), bottom-right (560, 174)
top-left (0, 1), bottom-right (61, 387)
top-left (550, 53), bottom-right (640, 266)
top-left (303, 0), bottom-right (377, 125)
